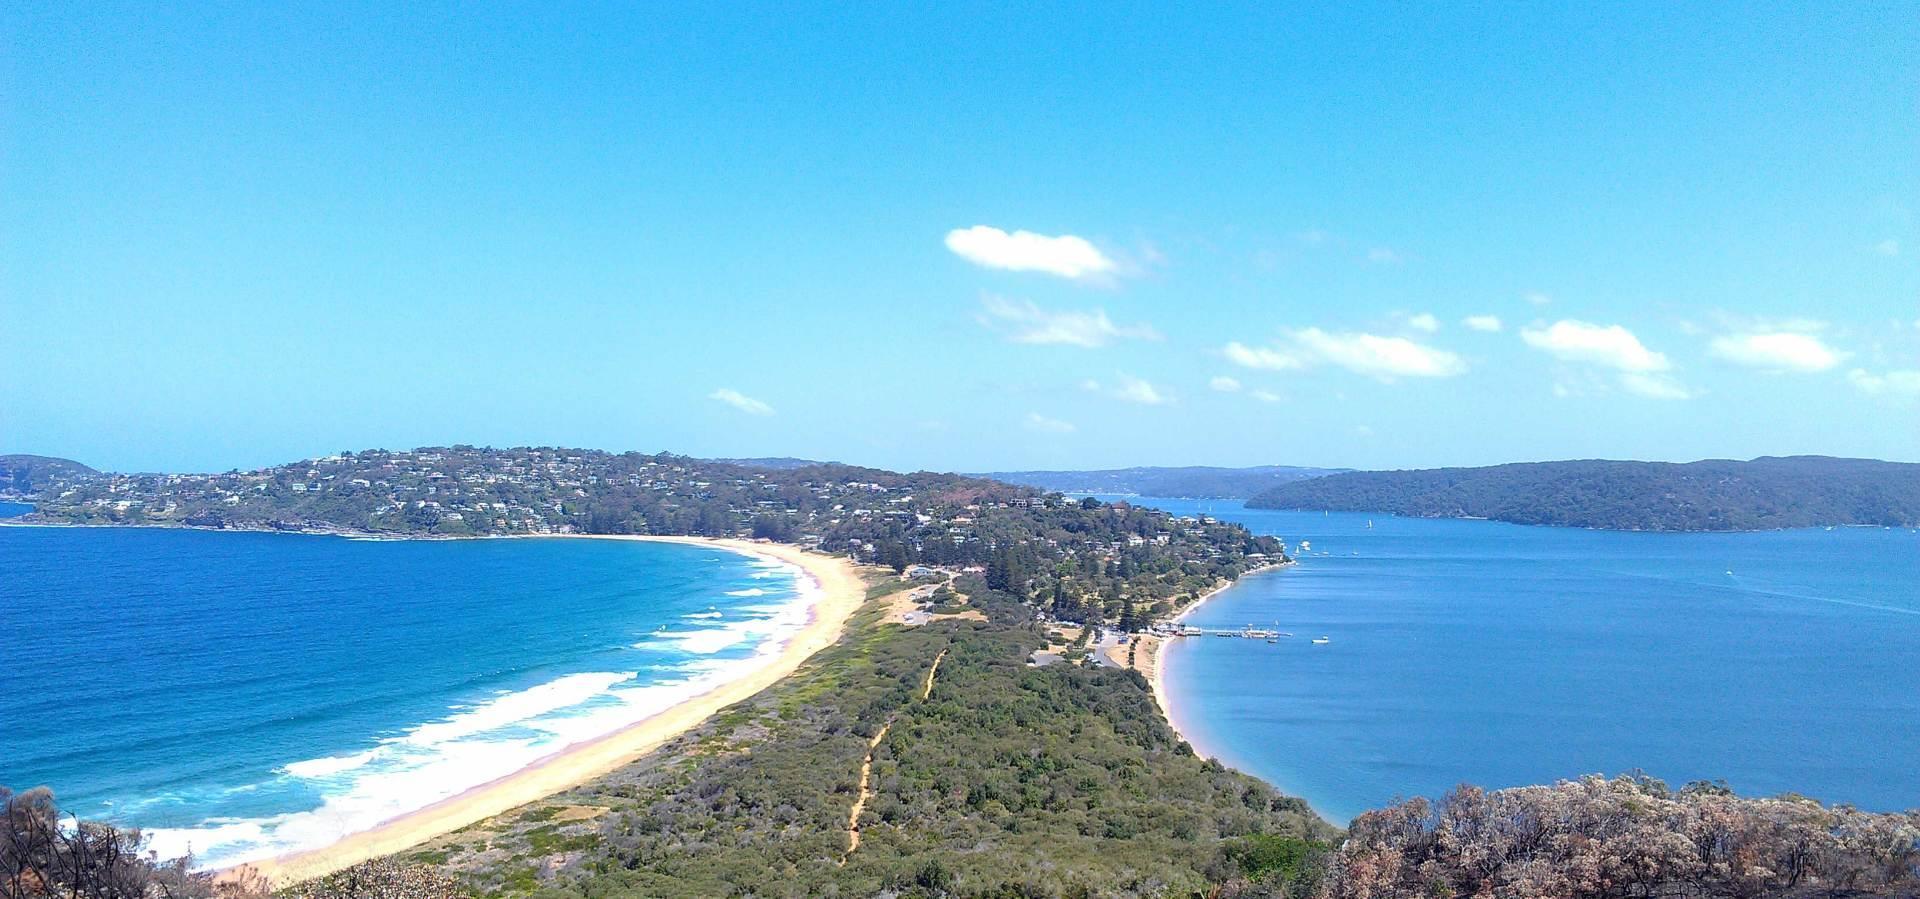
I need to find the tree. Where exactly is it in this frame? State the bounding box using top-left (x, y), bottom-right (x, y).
top-left (0, 787), bottom-right (221, 899)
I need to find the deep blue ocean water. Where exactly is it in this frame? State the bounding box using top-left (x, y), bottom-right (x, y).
top-left (1137, 499), bottom-right (1920, 824)
top-left (0, 522), bottom-right (810, 867)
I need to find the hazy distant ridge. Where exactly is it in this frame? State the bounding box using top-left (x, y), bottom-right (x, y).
top-left (1247, 455), bottom-right (1920, 531)
top-left (0, 454), bottom-right (95, 497)
top-left (984, 465), bottom-right (1342, 499)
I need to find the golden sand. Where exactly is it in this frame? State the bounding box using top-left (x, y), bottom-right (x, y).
top-left (231, 537), bottom-right (866, 887)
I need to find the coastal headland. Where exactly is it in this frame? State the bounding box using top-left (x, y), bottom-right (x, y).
top-left (230, 536), bottom-right (868, 887)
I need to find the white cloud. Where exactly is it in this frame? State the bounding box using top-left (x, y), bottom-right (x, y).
top-left (1875, 239), bottom-right (1901, 257)
top-left (1209, 376), bottom-right (1242, 392)
top-left (1113, 374), bottom-right (1169, 405)
top-left (1521, 320), bottom-right (1695, 399)
top-left (1291, 328), bottom-right (1467, 380)
top-left (1708, 332), bottom-right (1845, 372)
top-left (1848, 368), bottom-right (1920, 396)
top-left (1227, 330), bottom-right (1465, 380)
top-left (709, 388), bottom-right (773, 416)
top-left (945, 225), bottom-right (1116, 279)
top-left (1463, 314), bottom-right (1504, 332)
top-left (977, 295), bottom-right (1158, 347)
top-left (1620, 372), bottom-right (1694, 400)
top-left (1366, 247), bottom-right (1403, 264)
top-left (1524, 292), bottom-right (1553, 307)
top-left (1085, 374), bottom-right (1172, 405)
top-left (1406, 312), bottom-right (1440, 333)
top-left (1520, 320), bottom-right (1670, 372)
top-left (1223, 341), bottom-right (1305, 371)
top-left (1250, 389), bottom-right (1282, 403)
top-left (1024, 412), bottom-right (1076, 433)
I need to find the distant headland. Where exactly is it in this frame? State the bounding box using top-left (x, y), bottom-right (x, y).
top-left (1246, 455), bottom-right (1920, 531)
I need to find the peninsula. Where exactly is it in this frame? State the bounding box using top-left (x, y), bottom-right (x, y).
top-left (5, 445), bottom-right (1331, 896)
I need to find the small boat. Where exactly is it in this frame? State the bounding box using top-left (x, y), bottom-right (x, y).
top-left (1266, 638), bottom-right (1278, 644)
top-left (1311, 636), bottom-right (1330, 645)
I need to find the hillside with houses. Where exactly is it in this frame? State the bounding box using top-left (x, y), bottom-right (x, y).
top-left (12, 446), bottom-right (1287, 627)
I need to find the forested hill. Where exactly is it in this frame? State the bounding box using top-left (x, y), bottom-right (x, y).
top-left (1247, 456), bottom-right (1920, 531)
top-left (0, 454), bottom-right (95, 497)
top-left (986, 465), bottom-right (1341, 499)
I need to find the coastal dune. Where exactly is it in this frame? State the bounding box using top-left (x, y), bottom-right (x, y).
top-left (233, 537), bottom-right (868, 887)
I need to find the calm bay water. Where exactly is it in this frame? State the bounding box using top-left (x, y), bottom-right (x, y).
top-left (0, 523), bottom-right (810, 867)
top-left (1139, 499), bottom-right (1920, 824)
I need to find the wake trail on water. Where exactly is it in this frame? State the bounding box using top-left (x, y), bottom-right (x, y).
top-left (1605, 568), bottom-right (1920, 618)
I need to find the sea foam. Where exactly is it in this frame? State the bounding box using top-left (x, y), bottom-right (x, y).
top-left (141, 552), bottom-right (817, 870)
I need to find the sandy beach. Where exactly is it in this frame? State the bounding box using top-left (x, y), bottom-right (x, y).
top-left (231, 536), bottom-right (868, 887)
top-left (1146, 564), bottom-right (1286, 762)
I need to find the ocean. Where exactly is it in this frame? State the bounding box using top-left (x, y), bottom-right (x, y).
top-left (0, 517), bottom-right (813, 868)
top-left (1140, 499), bottom-right (1920, 824)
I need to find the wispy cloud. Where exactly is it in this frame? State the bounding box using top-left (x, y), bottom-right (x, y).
top-left (1522, 320), bottom-right (1692, 399)
top-left (1292, 328), bottom-right (1466, 380)
top-left (1209, 376), bottom-right (1242, 392)
top-left (1524, 292), bottom-right (1553, 307)
top-left (1848, 368), bottom-right (1920, 397)
top-left (1366, 247), bottom-right (1403, 265)
top-left (1084, 374), bottom-right (1172, 405)
top-left (1024, 412), bottom-right (1076, 433)
top-left (1463, 314), bottom-right (1504, 333)
top-left (1226, 330), bottom-right (1465, 380)
top-left (709, 388), bottom-right (773, 416)
top-left (1619, 372), bottom-right (1695, 400)
top-left (1250, 388), bottom-right (1282, 403)
top-left (977, 295), bottom-right (1158, 347)
top-left (1223, 341), bottom-right (1305, 371)
top-left (945, 225), bottom-right (1116, 280)
top-left (1708, 332), bottom-right (1845, 372)
top-left (1405, 312), bottom-right (1440, 333)
top-left (1520, 320), bottom-right (1670, 372)
top-left (1875, 239), bottom-right (1901, 257)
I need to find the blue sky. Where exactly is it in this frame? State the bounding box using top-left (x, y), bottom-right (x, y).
top-left (4, 3), bottom-right (1915, 473)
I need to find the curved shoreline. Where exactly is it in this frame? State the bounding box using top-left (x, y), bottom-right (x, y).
top-left (1149, 562), bottom-right (1342, 826)
top-left (1148, 573), bottom-right (1251, 766)
top-left (230, 536), bottom-right (868, 887)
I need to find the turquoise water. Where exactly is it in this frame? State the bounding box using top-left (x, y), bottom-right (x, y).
top-left (0, 524), bottom-right (811, 867)
top-left (1142, 500), bottom-right (1920, 824)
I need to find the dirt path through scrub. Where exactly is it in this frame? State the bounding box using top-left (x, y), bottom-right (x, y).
top-left (843, 646), bottom-right (948, 862)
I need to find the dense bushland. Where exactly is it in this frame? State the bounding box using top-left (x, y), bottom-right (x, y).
top-left (1248, 456), bottom-right (1920, 531)
top-left (422, 580), bottom-right (1332, 898)
top-left (1325, 776), bottom-right (1920, 898)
